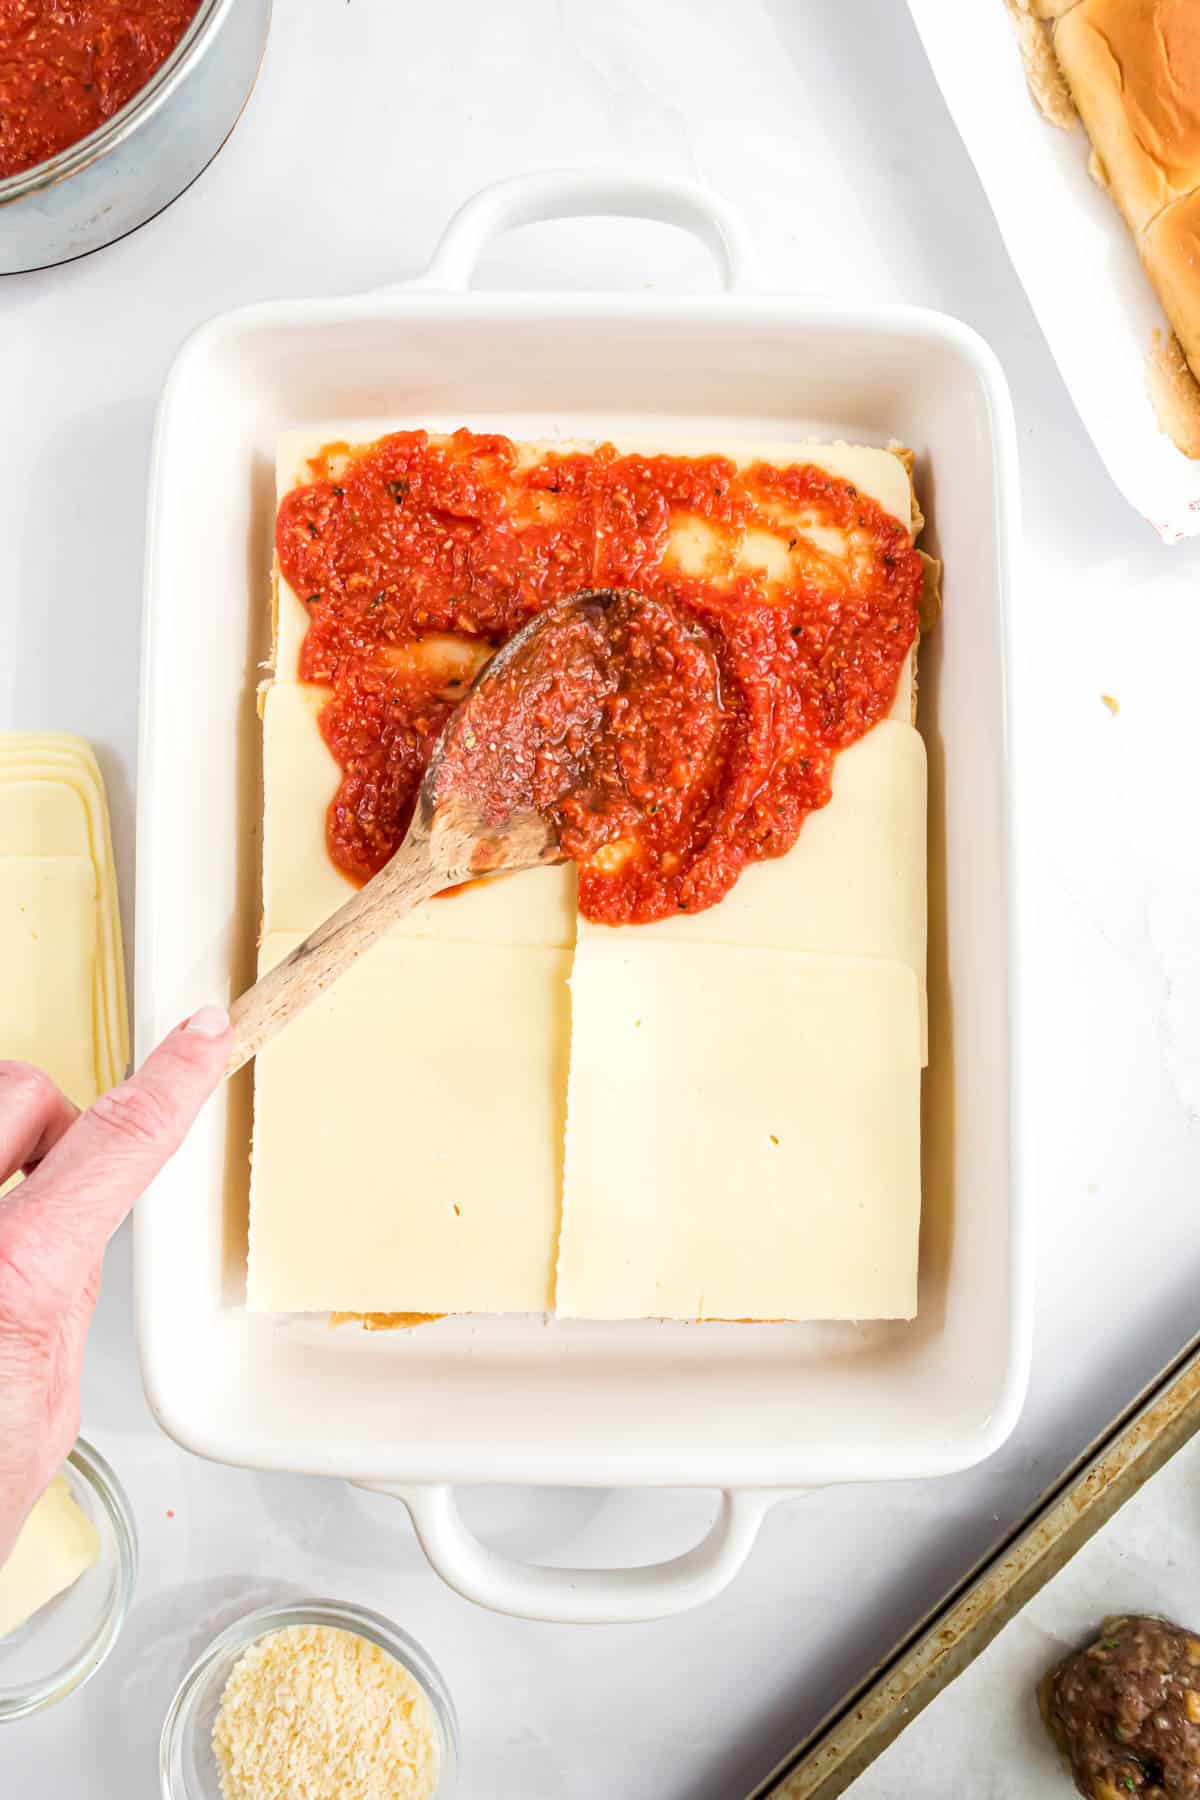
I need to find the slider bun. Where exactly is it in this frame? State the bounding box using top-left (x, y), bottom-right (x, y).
top-left (1054, 0), bottom-right (1200, 232)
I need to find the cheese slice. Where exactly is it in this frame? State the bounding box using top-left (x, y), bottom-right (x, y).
top-left (0, 1475), bottom-right (100, 1639)
top-left (248, 933), bottom-right (570, 1314)
top-left (0, 778), bottom-right (92, 856)
top-left (556, 942), bottom-right (922, 1322)
top-left (264, 431), bottom-right (917, 952)
top-left (270, 431), bottom-right (915, 689)
top-left (0, 859), bottom-right (99, 1110)
top-left (261, 680), bottom-right (576, 945)
top-left (576, 720), bottom-right (928, 1060)
top-left (0, 736), bottom-right (128, 1099)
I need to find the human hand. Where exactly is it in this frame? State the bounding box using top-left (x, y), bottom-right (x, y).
top-left (0, 1007), bottom-right (231, 1566)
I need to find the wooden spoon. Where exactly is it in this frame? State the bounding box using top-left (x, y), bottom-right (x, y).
top-left (226, 587), bottom-right (641, 1076)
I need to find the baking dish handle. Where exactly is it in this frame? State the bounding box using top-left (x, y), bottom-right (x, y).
top-left (403, 169), bottom-right (760, 294)
top-left (356, 1482), bottom-right (798, 1623)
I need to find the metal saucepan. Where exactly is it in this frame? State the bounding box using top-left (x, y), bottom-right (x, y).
top-left (0, 0), bottom-right (271, 276)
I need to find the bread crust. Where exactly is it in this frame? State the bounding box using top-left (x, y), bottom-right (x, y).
top-left (1005, 0), bottom-right (1078, 128)
top-left (1145, 326), bottom-right (1200, 454)
top-left (1142, 189), bottom-right (1200, 384)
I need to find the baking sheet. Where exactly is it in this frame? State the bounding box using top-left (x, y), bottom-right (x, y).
top-left (754, 1329), bottom-right (1200, 1796)
top-left (906, 0), bottom-right (1200, 543)
top-left (853, 1428), bottom-right (1200, 1796)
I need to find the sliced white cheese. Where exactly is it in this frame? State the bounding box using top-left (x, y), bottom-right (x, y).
top-left (273, 427), bottom-right (913, 522)
top-left (890, 646), bottom-right (916, 723)
top-left (264, 432), bottom-right (916, 953)
top-left (0, 1475), bottom-right (100, 1639)
top-left (0, 737), bottom-right (129, 1092)
top-left (0, 779), bottom-right (92, 856)
top-left (270, 431), bottom-right (914, 686)
top-left (260, 681), bottom-right (576, 946)
top-left (556, 942), bottom-right (922, 1322)
top-left (577, 720), bottom-right (928, 1060)
top-left (248, 933), bottom-right (571, 1314)
top-left (0, 858), bottom-right (99, 1110)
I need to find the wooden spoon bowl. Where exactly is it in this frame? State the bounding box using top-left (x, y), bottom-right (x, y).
top-left (226, 588), bottom-right (647, 1075)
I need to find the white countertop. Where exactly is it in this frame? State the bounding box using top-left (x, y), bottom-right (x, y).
top-left (3, 2), bottom-right (1200, 1795)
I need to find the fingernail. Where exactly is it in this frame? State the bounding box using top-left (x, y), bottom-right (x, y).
top-left (183, 1005), bottom-right (230, 1039)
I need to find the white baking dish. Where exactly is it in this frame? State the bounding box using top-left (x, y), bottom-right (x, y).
top-left (134, 171), bottom-right (1027, 1623)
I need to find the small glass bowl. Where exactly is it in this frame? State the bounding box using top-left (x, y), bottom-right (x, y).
top-left (160, 1599), bottom-right (459, 1799)
top-left (0, 1437), bottom-right (138, 1720)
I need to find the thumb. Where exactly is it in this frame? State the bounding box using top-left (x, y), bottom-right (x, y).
top-left (7, 1007), bottom-right (230, 1302)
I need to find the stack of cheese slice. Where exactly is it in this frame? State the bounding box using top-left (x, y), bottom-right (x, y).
top-left (249, 436), bottom-right (927, 1323)
top-left (0, 735), bottom-right (128, 1121)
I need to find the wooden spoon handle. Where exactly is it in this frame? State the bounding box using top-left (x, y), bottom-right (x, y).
top-left (226, 833), bottom-right (446, 1077)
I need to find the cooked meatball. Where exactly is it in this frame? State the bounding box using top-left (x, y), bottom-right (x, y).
top-left (1041, 1615), bottom-right (1200, 1798)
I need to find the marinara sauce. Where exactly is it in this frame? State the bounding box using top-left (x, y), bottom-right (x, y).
top-left (276, 430), bottom-right (923, 925)
top-left (0, 0), bottom-right (201, 179)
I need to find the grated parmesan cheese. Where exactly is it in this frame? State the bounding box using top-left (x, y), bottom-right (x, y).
top-left (212, 1624), bottom-right (440, 1800)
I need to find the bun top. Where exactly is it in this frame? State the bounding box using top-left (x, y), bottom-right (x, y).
top-left (1055, 0), bottom-right (1200, 230)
